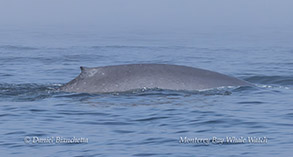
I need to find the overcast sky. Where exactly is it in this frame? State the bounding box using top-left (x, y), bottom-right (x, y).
top-left (0, 0), bottom-right (292, 32)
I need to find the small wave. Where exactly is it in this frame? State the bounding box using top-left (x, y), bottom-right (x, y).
top-left (245, 75), bottom-right (293, 86)
top-left (0, 83), bottom-right (61, 101)
top-left (109, 87), bottom-right (230, 96)
top-left (254, 84), bottom-right (291, 90)
top-left (0, 45), bottom-right (38, 50)
top-left (91, 45), bottom-right (147, 49)
top-left (90, 45), bottom-right (196, 50)
top-left (58, 86), bottom-right (250, 98)
top-left (0, 83), bottom-right (254, 102)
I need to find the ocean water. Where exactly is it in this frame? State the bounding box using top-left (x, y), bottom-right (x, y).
top-left (0, 28), bottom-right (292, 157)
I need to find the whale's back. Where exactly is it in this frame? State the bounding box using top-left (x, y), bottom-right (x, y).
top-left (60, 64), bottom-right (250, 93)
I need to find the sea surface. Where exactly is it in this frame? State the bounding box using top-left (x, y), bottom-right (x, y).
top-left (0, 28), bottom-right (292, 157)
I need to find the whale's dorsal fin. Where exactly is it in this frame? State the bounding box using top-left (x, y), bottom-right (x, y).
top-left (80, 66), bottom-right (90, 72)
top-left (79, 66), bottom-right (98, 78)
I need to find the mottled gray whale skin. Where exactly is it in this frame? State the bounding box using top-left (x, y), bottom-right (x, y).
top-left (60, 64), bottom-right (250, 93)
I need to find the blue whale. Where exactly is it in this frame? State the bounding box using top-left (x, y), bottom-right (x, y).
top-left (60, 64), bottom-right (250, 93)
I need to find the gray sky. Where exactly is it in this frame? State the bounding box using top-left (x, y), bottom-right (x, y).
top-left (0, 0), bottom-right (292, 32)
